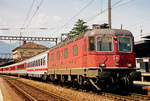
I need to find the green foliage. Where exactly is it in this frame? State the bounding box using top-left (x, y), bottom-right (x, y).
top-left (68, 19), bottom-right (88, 38)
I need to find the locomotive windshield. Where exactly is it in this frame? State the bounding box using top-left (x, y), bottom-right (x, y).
top-left (96, 36), bottom-right (113, 51)
top-left (118, 37), bottom-right (132, 52)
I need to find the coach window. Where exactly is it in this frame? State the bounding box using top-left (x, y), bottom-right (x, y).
top-left (37, 60), bottom-right (40, 66)
top-left (41, 59), bottom-right (43, 66)
top-left (29, 63), bottom-right (31, 67)
top-left (43, 57), bottom-right (46, 65)
top-left (57, 51), bottom-right (60, 60)
top-left (42, 58), bottom-right (44, 65)
top-left (32, 62), bottom-right (33, 67)
top-left (64, 48), bottom-right (68, 58)
top-left (34, 61), bottom-right (35, 66)
top-left (89, 37), bottom-right (95, 51)
top-left (39, 59), bottom-right (41, 66)
top-left (17, 64), bottom-right (25, 69)
top-left (73, 45), bottom-right (78, 56)
top-left (37, 60), bottom-right (38, 66)
top-left (37, 60), bottom-right (39, 66)
top-left (35, 60), bottom-right (37, 66)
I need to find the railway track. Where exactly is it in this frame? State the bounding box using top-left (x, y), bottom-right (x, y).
top-left (4, 76), bottom-right (70, 101)
top-left (2, 75), bottom-right (150, 101)
top-left (102, 92), bottom-right (150, 101)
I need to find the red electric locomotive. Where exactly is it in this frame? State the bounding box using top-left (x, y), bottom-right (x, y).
top-left (0, 26), bottom-right (138, 90)
top-left (47, 26), bottom-right (138, 90)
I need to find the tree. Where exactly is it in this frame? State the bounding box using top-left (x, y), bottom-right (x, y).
top-left (68, 19), bottom-right (88, 38)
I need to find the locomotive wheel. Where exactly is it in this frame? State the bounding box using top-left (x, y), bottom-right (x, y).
top-left (61, 75), bottom-right (65, 83)
top-left (42, 73), bottom-right (47, 81)
top-left (78, 76), bottom-right (84, 85)
top-left (50, 74), bottom-right (55, 81)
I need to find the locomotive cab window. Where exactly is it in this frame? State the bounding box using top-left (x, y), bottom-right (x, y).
top-left (118, 37), bottom-right (132, 52)
top-left (96, 36), bottom-right (113, 51)
top-left (88, 37), bottom-right (95, 51)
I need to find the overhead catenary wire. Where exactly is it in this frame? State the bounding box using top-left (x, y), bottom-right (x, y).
top-left (100, 0), bottom-right (103, 12)
top-left (25, 0), bottom-right (44, 29)
top-left (113, 0), bottom-right (136, 9)
top-left (86, 0), bottom-right (125, 22)
top-left (54, 0), bottom-right (95, 34)
top-left (21, 0), bottom-right (36, 29)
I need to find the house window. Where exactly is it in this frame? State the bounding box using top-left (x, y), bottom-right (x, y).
top-left (20, 52), bottom-right (24, 58)
top-left (64, 48), bottom-right (68, 58)
top-left (73, 45), bottom-right (78, 56)
top-left (28, 52), bottom-right (34, 57)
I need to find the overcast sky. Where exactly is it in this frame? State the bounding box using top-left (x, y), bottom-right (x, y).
top-left (0, 0), bottom-right (150, 42)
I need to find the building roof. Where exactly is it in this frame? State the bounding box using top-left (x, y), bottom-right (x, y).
top-left (12, 42), bottom-right (49, 51)
top-left (141, 34), bottom-right (150, 39)
top-left (134, 40), bottom-right (150, 58)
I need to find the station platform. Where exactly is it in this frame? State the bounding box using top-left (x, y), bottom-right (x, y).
top-left (134, 81), bottom-right (150, 96)
top-left (134, 81), bottom-right (150, 87)
top-left (141, 72), bottom-right (150, 82)
top-left (0, 77), bottom-right (24, 101)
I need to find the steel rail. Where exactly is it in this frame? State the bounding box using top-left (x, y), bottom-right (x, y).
top-left (102, 92), bottom-right (150, 101)
top-left (6, 78), bottom-right (37, 101)
top-left (5, 76), bottom-right (70, 101)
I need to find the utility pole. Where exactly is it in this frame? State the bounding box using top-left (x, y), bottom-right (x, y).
top-left (108, 0), bottom-right (112, 29)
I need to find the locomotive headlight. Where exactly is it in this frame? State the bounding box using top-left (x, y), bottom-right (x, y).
top-left (99, 63), bottom-right (106, 67)
top-left (127, 63), bottom-right (132, 68)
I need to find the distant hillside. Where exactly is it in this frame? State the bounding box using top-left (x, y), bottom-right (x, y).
top-left (0, 41), bottom-right (19, 54)
top-left (0, 41), bottom-right (53, 54)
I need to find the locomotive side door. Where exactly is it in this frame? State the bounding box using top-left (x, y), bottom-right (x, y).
top-left (82, 39), bottom-right (87, 67)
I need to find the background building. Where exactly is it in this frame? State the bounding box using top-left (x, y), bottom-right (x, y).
top-left (12, 42), bottom-right (49, 61)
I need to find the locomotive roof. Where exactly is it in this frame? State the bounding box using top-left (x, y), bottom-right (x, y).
top-left (48, 29), bottom-right (133, 52)
top-left (84, 29), bottom-right (133, 36)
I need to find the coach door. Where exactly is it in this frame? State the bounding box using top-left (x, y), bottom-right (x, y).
top-left (82, 39), bottom-right (87, 67)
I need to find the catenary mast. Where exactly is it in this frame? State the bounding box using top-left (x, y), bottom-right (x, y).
top-left (108, 0), bottom-right (112, 29)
